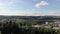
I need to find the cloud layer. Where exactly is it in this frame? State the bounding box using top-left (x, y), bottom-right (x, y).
top-left (35, 1), bottom-right (48, 8)
top-left (46, 11), bottom-right (60, 16)
top-left (0, 10), bottom-right (60, 16)
top-left (0, 10), bottom-right (44, 16)
top-left (0, 0), bottom-right (59, 16)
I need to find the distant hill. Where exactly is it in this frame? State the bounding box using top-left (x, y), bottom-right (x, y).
top-left (0, 16), bottom-right (60, 20)
top-left (0, 16), bottom-right (60, 24)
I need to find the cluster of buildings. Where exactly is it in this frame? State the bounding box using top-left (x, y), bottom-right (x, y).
top-left (32, 19), bottom-right (60, 29)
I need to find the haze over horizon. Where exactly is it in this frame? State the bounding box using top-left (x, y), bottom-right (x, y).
top-left (0, 0), bottom-right (60, 16)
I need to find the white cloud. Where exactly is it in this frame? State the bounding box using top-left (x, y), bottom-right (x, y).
top-left (35, 1), bottom-right (48, 8)
top-left (0, 2), bottom-right (6, 10)
top-left (0, 10), bottom-right (60, 16)
top-left (26, 9), bottom-right (36, 11)
top-left (0, 10), bottom-right (45, 16)
top-left (4, 0), bottom-right (24, 7)
top-left (46, 11), bottom-right (60, 16)
top-left (0, 2), bottom-right (6, 7)
top-left (0, 3), bottom-right (4, 7)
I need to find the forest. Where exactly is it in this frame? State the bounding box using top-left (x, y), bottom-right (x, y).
top-left (0, 20), bottom-right (60, 34)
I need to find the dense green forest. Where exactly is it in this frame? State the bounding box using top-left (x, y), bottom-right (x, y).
top-left (0, 20), bottom-right (60, 34)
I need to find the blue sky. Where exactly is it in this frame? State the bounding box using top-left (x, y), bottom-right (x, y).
top-left (0, 0), bottom-right (60, 16)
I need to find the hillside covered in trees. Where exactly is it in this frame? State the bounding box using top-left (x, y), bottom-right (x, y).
top-left (0, 20), bottom-right (60, 34)
top-left (0, 16), bottom-right (60, 34)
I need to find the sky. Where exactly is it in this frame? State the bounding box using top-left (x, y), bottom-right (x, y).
top-left (0, 0), bottom-right (60, 16)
